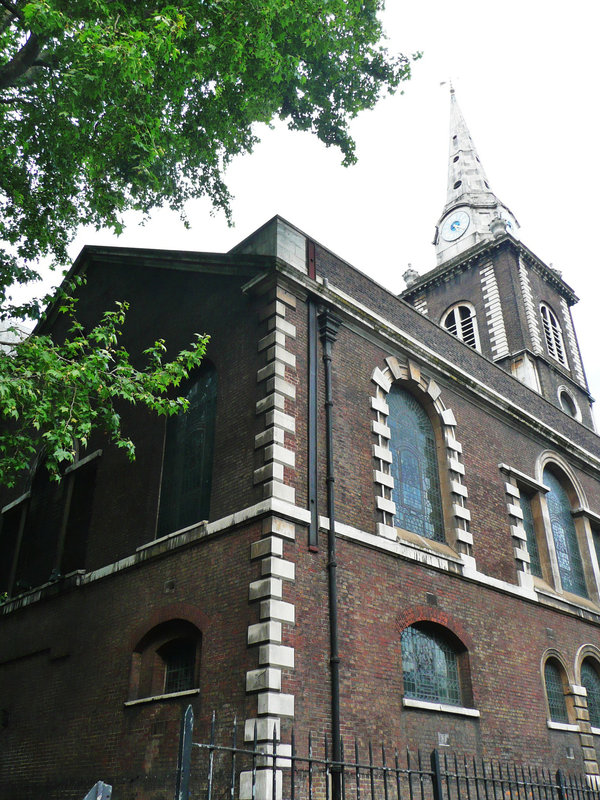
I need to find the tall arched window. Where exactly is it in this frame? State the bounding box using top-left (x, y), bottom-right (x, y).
top-left (544, 658), bottom-right (569, 723)
top-left (442, 303), bottom-right (480, 351)
top-left (581, 660), bottom-right (600, 728)
top-left (540, 303), bottom-right (567, 366)
top-left (157, 364), bottom-right (217, 537)
top-left (543, 468), bottom-right (587, 597)
top-left (388, 386), bottom-right (444, 542)
top-left (401, 624), bottom-right (462, 706)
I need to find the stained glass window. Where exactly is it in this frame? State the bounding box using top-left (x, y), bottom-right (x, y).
top-left (544, 660), bottom-right (568, 723)
top-left (581, 660), bottom-right (600, 729)
top-left (520, 491), bottom-right (542, 578)
top-left (157, 365), bottom-right (217, 537)
top-left (401, 625), bottom-right (461, 706)
top-left (388, 387), bottom-right (444, 542)
top-left (543, 468), bottom-right (587, 597)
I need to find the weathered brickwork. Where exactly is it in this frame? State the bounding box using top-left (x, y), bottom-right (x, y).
top-left (2, 220), bottom-right (600, 799)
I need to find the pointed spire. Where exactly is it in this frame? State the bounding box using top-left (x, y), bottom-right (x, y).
top-left (445, 86), bottom-right (497, 212)
top-left (435, 87), bottom-right (519, 265)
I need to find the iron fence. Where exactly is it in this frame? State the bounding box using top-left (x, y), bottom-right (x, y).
top-left (176, 706), bottom-right (600, 800)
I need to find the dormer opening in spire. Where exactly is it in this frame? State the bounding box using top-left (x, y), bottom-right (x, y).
top-left (434, 89), bottom-right (519, 266)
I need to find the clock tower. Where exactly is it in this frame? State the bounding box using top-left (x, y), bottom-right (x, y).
top-left (434, 86), bottom-right (519, 266)
top-left (402, 88), bottom-right (595, 428)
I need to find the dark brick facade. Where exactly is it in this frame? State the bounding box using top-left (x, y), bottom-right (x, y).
top-left (2, 219), bottom-right (600, 798)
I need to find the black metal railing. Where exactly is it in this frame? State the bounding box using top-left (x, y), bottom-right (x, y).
top-left (175, 706), bottom-right (600, 800)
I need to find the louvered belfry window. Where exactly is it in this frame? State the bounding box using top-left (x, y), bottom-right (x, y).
top-left (544, 660), bottom-right (569, 723)
top-left (157, 365), bottom-right (217, 537)
top-left (581, 661), bottom-right (600, 728)
top-left (543, 468), bottom-right (587, 597)
top-left (401, 625), bottom-right (461, 706)
top-left (443, 304), bottom-right (479, 350)
top-left (388, 386), bottom-right (444, 542)
top-left (540, 303), bottom-right (567, 366)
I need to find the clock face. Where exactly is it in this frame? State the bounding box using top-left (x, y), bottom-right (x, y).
top-left (441, 210), bottom-right (471, 242)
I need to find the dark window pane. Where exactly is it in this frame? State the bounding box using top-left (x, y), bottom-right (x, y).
top-left (388, 387), bottom-right (444, 542)
top-left (61, 461), bottom-right (97, 575)
top-left (581, 661), bottom-right (600, 729)
top-left (545, 660), bottom-right (568, 723)
top-left (14, 467), bottom-right (64, 591)
top-left (158, 365), bottom-right (217, 537)
top-left (0, 505), bottom-right (23, 594)
top-left (543, 469), bottom-right (586, 597)
top-left (161, 639), bottom-right (196, 694)
top-left (401, 625), bottom-right (461, 706)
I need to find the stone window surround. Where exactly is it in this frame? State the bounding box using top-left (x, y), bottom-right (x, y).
top-left (371, 355), bottom-right (475, 572)
top-left (440, 301), bottom-right (481, 352)
top-left (502, 458), bottom-right (600, 605)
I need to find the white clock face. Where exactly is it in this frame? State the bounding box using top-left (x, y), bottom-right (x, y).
top-left (441, 210), bottom-right (471, 242)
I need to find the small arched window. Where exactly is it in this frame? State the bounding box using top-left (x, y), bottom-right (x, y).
top-left (401, 624), bottom-right (462, 706)
top-left (558, 388), bottom-right (580, 420)
top-left (543, 468), bottom-right (587, 597)
top-left (157, 364), bottom-right (217, 537)
top-left (442, 304), bottom-right (480, 351)
top-left (544, 659), bottom-right (569, 723)
top-left (131, 619), bottom-right (201, 701)
top-left (540, 304), bottom-right (567, 367)
top-left (388, 386), bottom-right (444, 542)
top-left (581, 660), bottom-right (600, 729)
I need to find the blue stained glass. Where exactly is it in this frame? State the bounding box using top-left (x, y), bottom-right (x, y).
top-left (543, 468), bottom-right (587, 597)
top-left (520, 492), bottom-right (542, 578)
top-left (544, 660), bottom-right (569, 723)
top-left (581, 661), bottom-right (600, 728)
top-left (401, 625), bottom-right (461, 705)
top-left (388, 386), bottom-right (444, 542)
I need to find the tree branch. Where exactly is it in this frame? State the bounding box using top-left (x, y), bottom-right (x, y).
top-left (0, 32), bottom-right (42, 90)
top-left (0, 0), bottom-right (22, 21)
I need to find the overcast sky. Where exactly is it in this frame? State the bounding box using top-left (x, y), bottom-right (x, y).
top-left (67, 0), bottom-right (600, 412)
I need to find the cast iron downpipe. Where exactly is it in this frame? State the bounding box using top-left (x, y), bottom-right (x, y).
top-left (318, 307), bottom-right (342, 800)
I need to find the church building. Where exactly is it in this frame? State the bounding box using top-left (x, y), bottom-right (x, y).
top-left (1, 90), bottom-right (600, 799)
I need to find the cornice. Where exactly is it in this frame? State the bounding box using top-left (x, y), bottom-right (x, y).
top-left (401, 236), bottom-right (578, 306)
top-left (264, 261), bottom-right (600, 477)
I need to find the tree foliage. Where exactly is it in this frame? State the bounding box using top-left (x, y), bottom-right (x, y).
top-left (0, 0), bottom-right (415, 486)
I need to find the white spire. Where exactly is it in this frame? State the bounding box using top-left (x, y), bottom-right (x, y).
top-left (434, 87), bottom-right (519, 265)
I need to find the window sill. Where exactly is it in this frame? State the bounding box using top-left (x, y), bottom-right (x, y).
top-left (124, 688), bottom-right (199, 707)
top-left (546, 720), bottom-right (579, 732)
top-left (403, 697), bottom-right (480, 718)
top-left (395, 527), bottom-right (462, 563)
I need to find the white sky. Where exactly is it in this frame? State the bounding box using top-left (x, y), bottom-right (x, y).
top-left (67, 0), bottom-right (600, 408)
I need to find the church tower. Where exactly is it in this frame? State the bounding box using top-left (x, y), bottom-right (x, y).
top-left (401, 89), bottom-right (595, 429)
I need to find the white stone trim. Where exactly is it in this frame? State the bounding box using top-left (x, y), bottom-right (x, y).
top-left (370, 355), bottom-right (474, 566)
top-left (403, 697), bottom-right (480, 718)
top-left (480, 262), bottom-right (509, 360)
top-left (413, 294), bottom-right (428, 316)
top-left (560, 298), bottom-right (586, 387)
top-left (519, 257), bottom-right (544, 355)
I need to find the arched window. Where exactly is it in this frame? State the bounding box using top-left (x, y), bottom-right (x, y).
top-left (388, 386), bottom-right (444, 542)
top-left (131, 619), bottom-right (201, 701)
top-left (401, 624), bottom-right (462, 706)
top-left (543, 468), bottom-right (587, 597)
top-left (581, 660), bottom-right (600, 728)
top-left (540, 303), bottom-right (567, 366)
top-left (442, 303), bottom-right (480, 351)
top-left (558, 388), bottom-right (580, 420)
top-left (544, 659), bottom-right (569, 723)
top-left (157, 364), bottom-right (217, 537)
